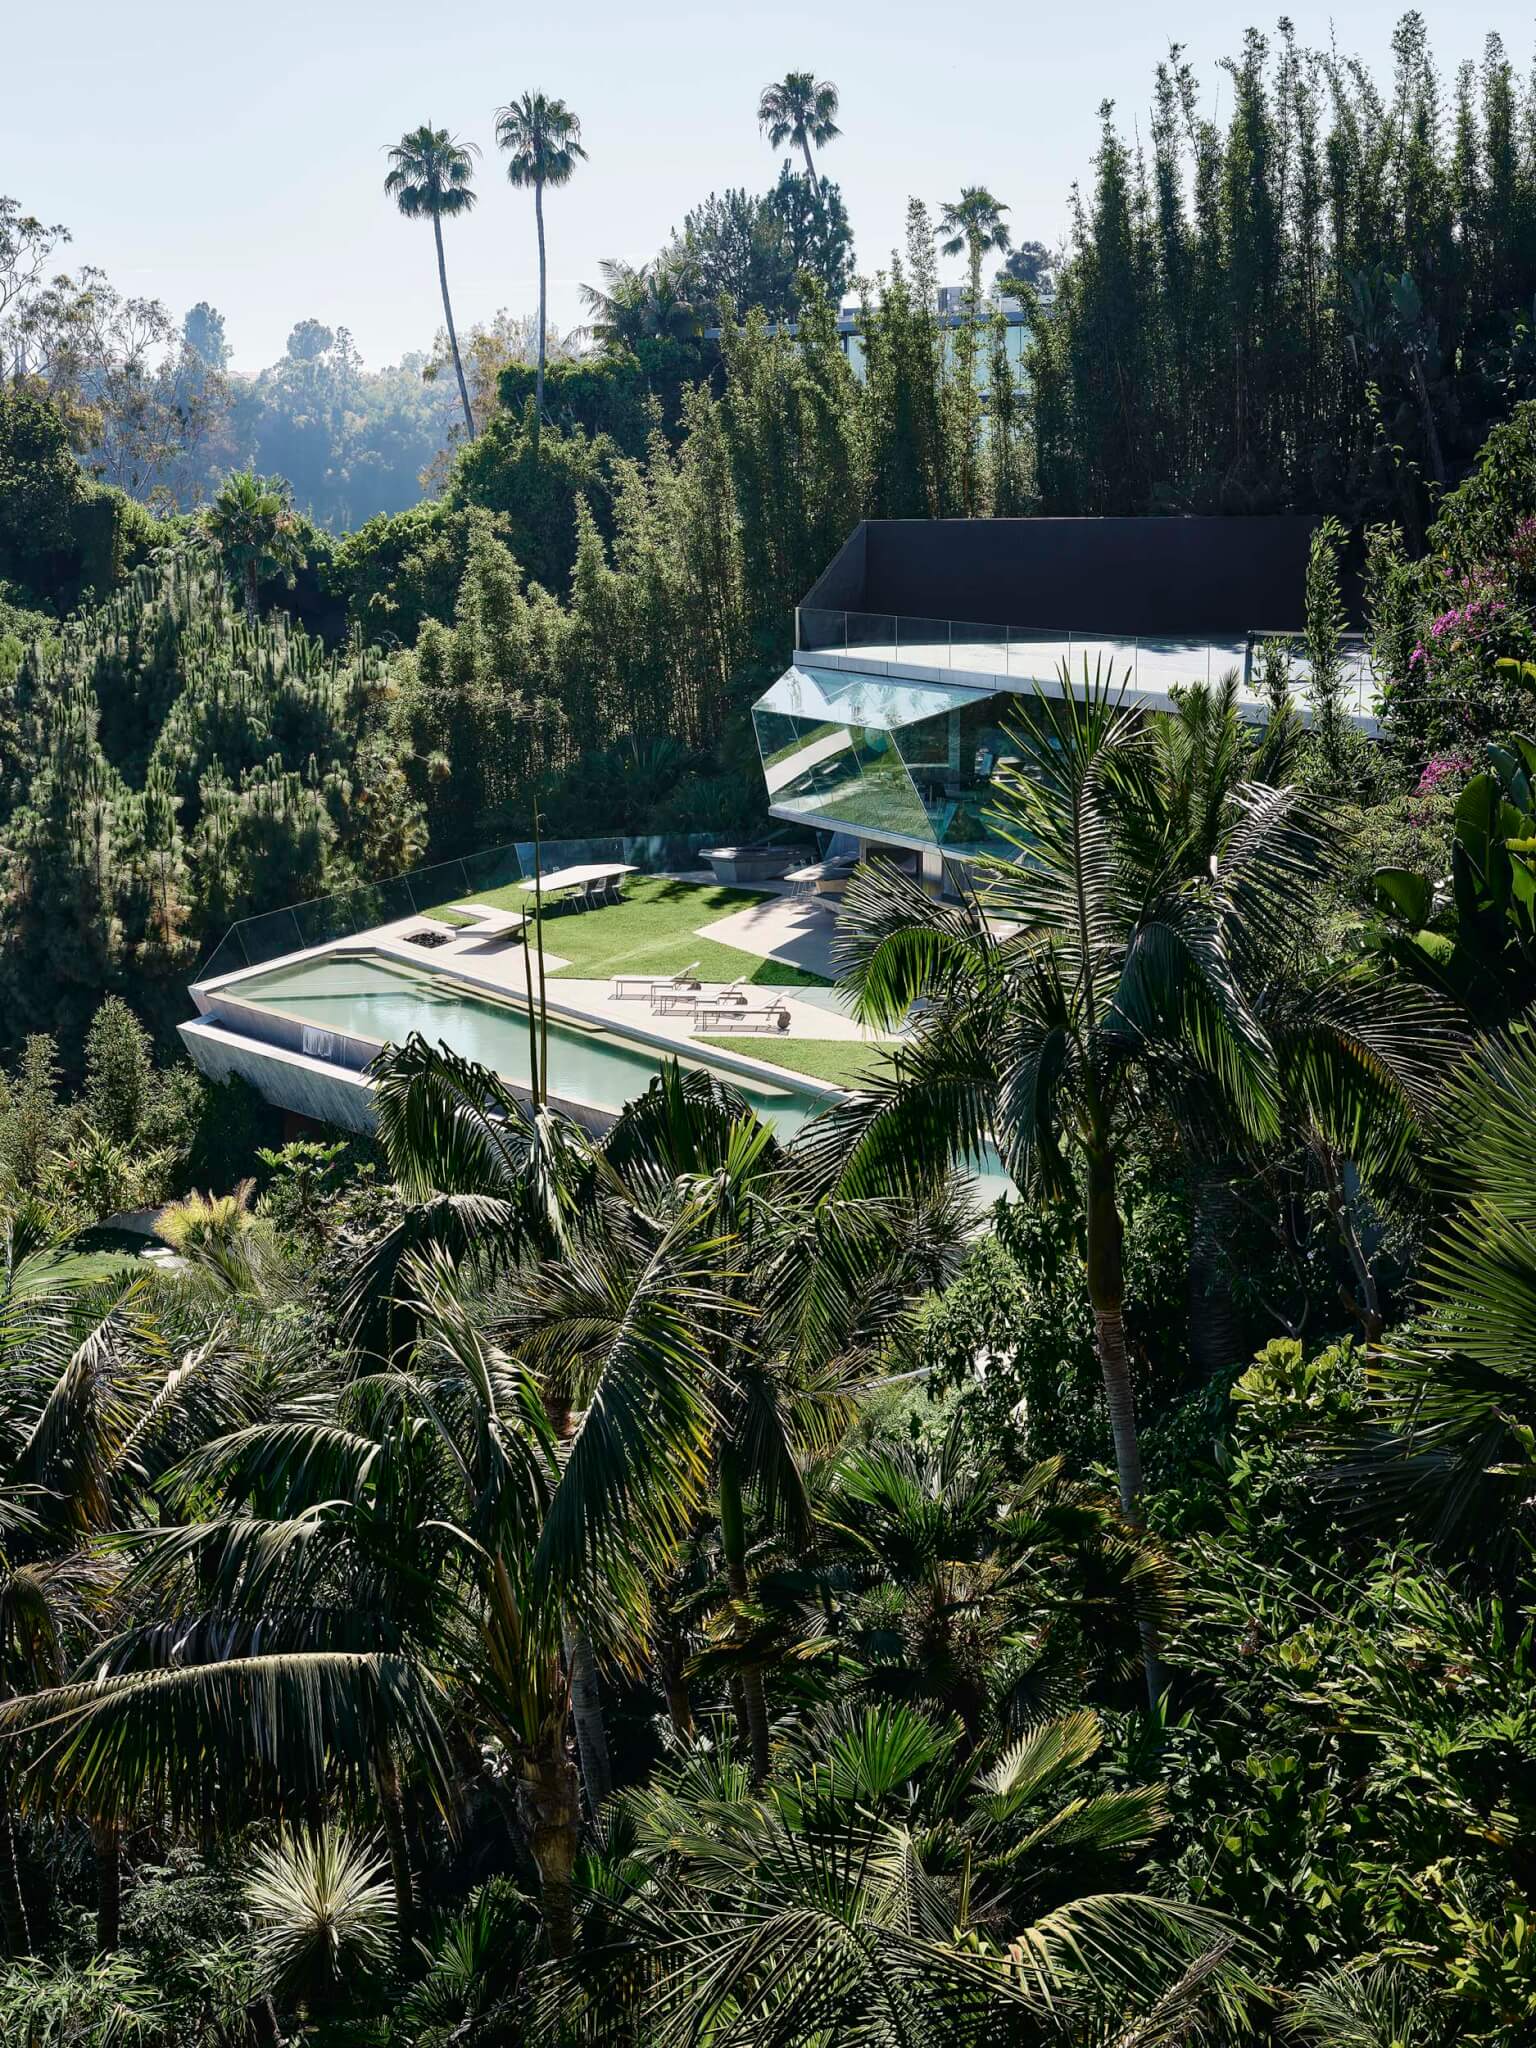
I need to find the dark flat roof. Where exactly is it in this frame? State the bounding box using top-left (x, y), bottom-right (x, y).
top-left (800, 517), bottom-right (1360, 639)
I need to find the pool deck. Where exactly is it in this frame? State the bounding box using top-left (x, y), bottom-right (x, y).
top-left (349, 908), bottom-right (880, 1046)
top-left (186, 885), bottom-right (897, 1136)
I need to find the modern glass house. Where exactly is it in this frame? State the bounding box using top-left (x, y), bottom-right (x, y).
top-left (753, 516), bottom-right (1376, 879)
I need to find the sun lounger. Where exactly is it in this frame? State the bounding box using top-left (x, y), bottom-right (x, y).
top-left (652, 978), bottom-right (747, 1017)
top-left (610, 961), bottom-right (701, 1001)
top-left (694, 999), bottom-right (791, 1033)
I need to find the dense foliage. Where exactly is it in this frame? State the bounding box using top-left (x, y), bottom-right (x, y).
top-left (1033, 19), bottom-right (1536, 532)
top-left (10, 31), bottom-right (1536, 2045)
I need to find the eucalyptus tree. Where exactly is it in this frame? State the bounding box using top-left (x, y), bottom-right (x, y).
top-left (756, 71), bottom-right (841, 197)
top-left (383, 125), bottom-right (480, 439)
top-left (202, 470), bottom-right (303, 621)
top-left (494, 93), bottom-right (586, 432)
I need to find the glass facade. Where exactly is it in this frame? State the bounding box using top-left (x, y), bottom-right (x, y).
top-left (752, 664), bottom-right (1030, 857)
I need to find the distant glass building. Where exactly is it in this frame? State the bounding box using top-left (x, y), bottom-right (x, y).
top-left (707, 290), bottom-right (1042, 400)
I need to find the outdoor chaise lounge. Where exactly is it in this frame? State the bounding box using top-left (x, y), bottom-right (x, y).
top-left (652, 977), bottom-right (747, 1016)
top-left (694, 997), bottom-right (791, 1033)
top-left (610, 961), bottom-right (701, 1001)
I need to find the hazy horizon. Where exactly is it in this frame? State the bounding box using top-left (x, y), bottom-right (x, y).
top-left (9, 0), bottom-right (1527, 371)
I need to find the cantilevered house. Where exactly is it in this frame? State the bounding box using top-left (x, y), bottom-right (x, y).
top-left (752, 515), bottom-right (1373, 880)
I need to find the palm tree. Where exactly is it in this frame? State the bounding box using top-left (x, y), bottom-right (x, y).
top-left (826, 667), bottom-right (1335, 1702)
top-left (383, 125), bottom-right (480, 440)
top-left (580, 257), bottom-right (703, 349)
top-left (0, 1219), bottom-right (266, 1956)
top-left (513, 1064), bottom-right (969, 1784)
top-left (554, 1700), bottom-right (1236, 2043)
top-left (351, 1046), bottom-right (965, 1787)
top-left (1142, 677), bottom-right (1450, 1368)
top-left (494, 93), bottom-right (586, 434)
top-left (939, 185), bottom-right (1012, 307)
top-left (756, 72), bottom-right (841, 197)
top-left (203, 471), bottom-right (304, 622)
top-left (821, 1414), bottom-right (1180, 1745)
top-left (1358, 1024), bottom-right (1536, 1555)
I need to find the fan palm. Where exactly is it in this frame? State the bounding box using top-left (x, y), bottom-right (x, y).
top-left (203, 471), bottom-right (304, 622)
top-left (494, 92), bottom-right (586, 433)
top-left (823, 666), bottom-right (1338, 1701)
top-left (383, 125), bottom-right (479, 439)
top-left (550, 1700), bottom-right (1238, 2044)
top-left (1359, 1024), bottom-right (1536, 1551)
top-left (756, 71), bottom-right (841, 197)
top-left (820, 1413), bottom-right (1182, 1739)
top-left (938, 185), bottom-right (1012, 307)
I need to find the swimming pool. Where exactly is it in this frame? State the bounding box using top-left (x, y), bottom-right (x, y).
top-left (214, 950), bottom-right (832, 1140)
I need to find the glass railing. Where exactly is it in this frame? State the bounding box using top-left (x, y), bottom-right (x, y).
top-left (794, 608), bottom-right (1379, 716)
top-left (194, 831), bottom-right (724, 985)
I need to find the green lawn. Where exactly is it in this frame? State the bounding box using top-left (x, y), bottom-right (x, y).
top-left (424, 875), bottom-right (831, 989)
top-left (698, 1036), bottom-right (894, 1089)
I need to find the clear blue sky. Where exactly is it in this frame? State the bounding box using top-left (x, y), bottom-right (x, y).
top-left (8, 1), bottom-right (1524, 370)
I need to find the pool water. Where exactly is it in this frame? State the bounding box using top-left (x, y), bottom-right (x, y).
top-left (222, 951), bottom-right (830, 1140)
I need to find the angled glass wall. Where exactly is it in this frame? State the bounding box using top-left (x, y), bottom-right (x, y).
top-left (752, 664), bottom-right (1031, 857)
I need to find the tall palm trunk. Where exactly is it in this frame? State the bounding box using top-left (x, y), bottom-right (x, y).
top-left (242, 559), bottom-right (259, 622)
top-left (1084, 1142), bottom-right (1166, 1707)
top-left (543, 1386), bottom-right (613, 1816)
top-left (92, 1816), bottom-right (120, 1954)
top-left (800, 138), bottom-right (820, 198)
top-left (1187, 1156), bottom-right (1242, 1378)
top-left (372, 1737), bottom-right (416, 1966)
top-left (433, 209), bottom-right (475, 439)
top-left (656, 1614), bottom-right (695, 1742)
top-left (0, 1770), bottom-right (31, 1958)
top-left (520, 1741), bottom-right (580, 1957)
top-left (564, 1626), bottom-right (612, 1815)
top-left (534, 177), bottom-right (548, 443)
top-left (719, 1446), bottom-right (770, 1781)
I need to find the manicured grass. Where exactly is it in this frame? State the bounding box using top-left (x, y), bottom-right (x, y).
top-left (425, 875), bottom-right (831, 989)
top-left (698, 1036), bottom-right (894, 1089)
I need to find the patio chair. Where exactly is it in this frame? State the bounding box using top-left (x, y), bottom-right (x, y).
top-left (611, 961), bottom-right (701, 1002)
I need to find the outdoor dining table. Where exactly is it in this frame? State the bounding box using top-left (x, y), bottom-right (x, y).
top-left (519, 862), bottom-right (637, 911)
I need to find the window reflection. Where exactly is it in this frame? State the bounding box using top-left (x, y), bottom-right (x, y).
top-left (753, 665), bottom-right (1039, 857)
